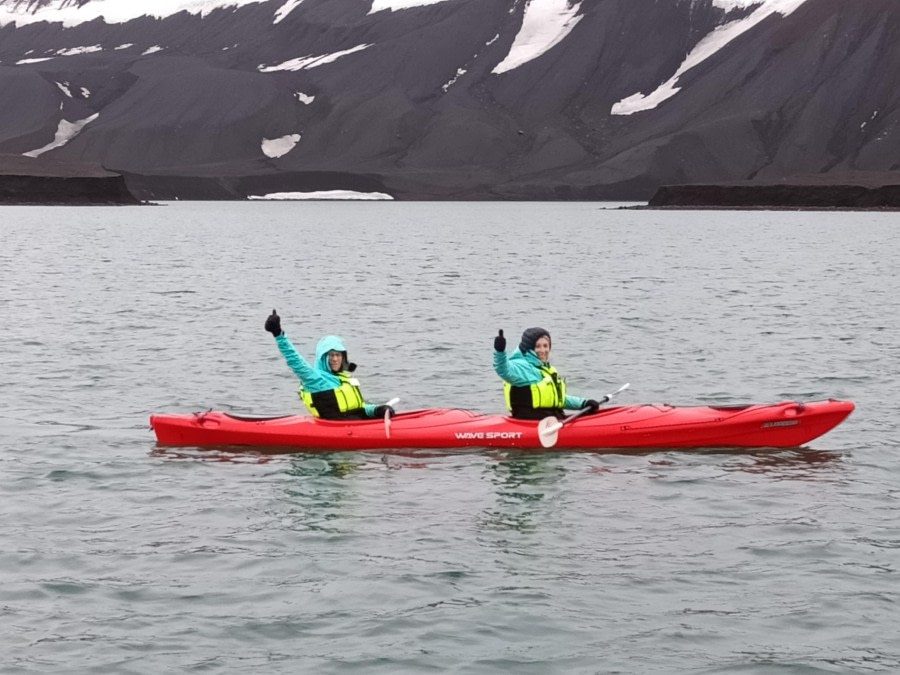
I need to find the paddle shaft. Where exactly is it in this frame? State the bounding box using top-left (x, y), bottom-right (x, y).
top-left (550, 383), bottom-right (631, 433)
top-left (538, 383), bottom-right (631, 447)
top-left (555, 404), bottom-right (592, 431)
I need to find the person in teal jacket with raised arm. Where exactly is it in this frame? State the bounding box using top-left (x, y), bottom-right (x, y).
top-left (493, 327), bottom-right (599, 420)
top-left (265, 310), bottom-right (395, 421)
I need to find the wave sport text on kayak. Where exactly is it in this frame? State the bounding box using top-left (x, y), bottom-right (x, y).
top-left (150, 399), bottom-right (855, 452)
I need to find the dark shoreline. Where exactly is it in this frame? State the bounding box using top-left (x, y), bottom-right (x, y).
top-left (647, 182), bottom-right (900, 210)
top-left (4, 154), bottom-right (900, 208)
top-left (0, 175), bottom-right (142, 205)
top-left (0, 156), bottom-right (142, 205)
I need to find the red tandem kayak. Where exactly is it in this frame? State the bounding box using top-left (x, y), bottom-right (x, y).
top-left (150, 399), bottom-right (854, 451)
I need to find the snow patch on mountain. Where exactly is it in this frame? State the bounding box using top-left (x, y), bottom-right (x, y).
top-left (56, 45), bottom-right (103, 56)
top-left (369, 0), bottom-right (454, 14)
top-left (442, 67), bottom-right (466, 92)
top-left (274, 0), bottom-right (304, 23)
top-left (248, 190), bottom-right (393, 200)
top-left (259, 44), bottom-right (373, 72)
top-left (14, 45), bottom-right (102, 63)
top-left (492, 0), bottom-right (583, 75)
top-left (142, 46), bottom-right (165, 55)
top-left (612, 0), bottom-right (809, 115)
top-left (0, 0), bottom-right (269, 28)
top-left (261, 134), bottom-right (301, 158)
top-left (712, 0), bottom-right (779, 7)
top-left (23, 113), bottom-right (99, 158)
top-left (860, 111), bottom-right (878, 131)
top-left (295, 92), bottom-right (315, 104)
top-left (53, 82), bottom-right (90, 100)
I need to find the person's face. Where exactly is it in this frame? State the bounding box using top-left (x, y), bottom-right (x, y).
top-left (328, 350), bottom-right (344, 372)
top-left (534, 336), bottom-right (551, 363)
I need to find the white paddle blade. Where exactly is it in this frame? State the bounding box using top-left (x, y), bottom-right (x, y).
top-left (537, 417), bottom-right (563, 448)
top-left (384, 397), bottom-right (399, 439)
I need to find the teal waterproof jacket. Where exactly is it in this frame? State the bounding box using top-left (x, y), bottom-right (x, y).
top-left (493, 348), bottom-right (586, 410)
top-left (275, 333), bottom-right (379, 417)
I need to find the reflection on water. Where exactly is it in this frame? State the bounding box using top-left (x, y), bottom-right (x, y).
top-left (150, 447), bottom-right (281, 464)
top-left (478, 453), bottom-right (568, 533)
top-left (720, 448), bottom-right (844, 479)
top-left (285, 454), bottom-right (363, 479)
top-left (152, 444), bottom-right (844, 479)
top-left (276, 454), bottom-right (377, 533)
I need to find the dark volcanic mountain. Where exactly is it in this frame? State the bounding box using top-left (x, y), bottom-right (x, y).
top-left (1, 0), bottom-right (898, 200)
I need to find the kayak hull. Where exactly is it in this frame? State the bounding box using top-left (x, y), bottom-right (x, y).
top-left (150, 400), bottom-right (854, 451)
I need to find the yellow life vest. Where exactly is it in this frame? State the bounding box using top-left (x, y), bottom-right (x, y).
top-left (300, 372), bottom-right (365, 419)
top-left (504, 364), bottom-right (566, 419)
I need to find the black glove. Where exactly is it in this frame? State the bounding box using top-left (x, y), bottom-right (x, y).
top-left (582, 399), bottom-right (600, 414)
top-left (264, 309), bottom-right (282, 337)
top-left (494, 329), bottom-right (506, 352)
top-left (374, 405), bottom-right (395, 418)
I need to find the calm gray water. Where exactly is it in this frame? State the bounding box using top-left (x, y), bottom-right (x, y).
top-left (1, 202), bottom-right (899, 673)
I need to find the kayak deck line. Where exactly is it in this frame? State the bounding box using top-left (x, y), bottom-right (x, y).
top-left (150, 399), bottom-right (855, 452)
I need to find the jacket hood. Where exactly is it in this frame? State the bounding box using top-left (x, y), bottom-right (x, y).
top-left (519, 327), bottom-right (551, 354)
top-left (314, 335), bottom-right (349, 373)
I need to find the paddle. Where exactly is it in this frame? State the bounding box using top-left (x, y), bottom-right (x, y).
top-left (537, 383), bottom-right (630, 448)
top-left (384, 397), bottom-right (400, 438)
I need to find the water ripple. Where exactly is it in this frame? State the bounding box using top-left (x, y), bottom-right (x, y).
top-left (1, 204), bottom-right (899, 673)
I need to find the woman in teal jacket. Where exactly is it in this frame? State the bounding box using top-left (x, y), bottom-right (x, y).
top-left (493, 327), bottom-right (599, 420)
top-left (265, 310), bottom-right (394, 420)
